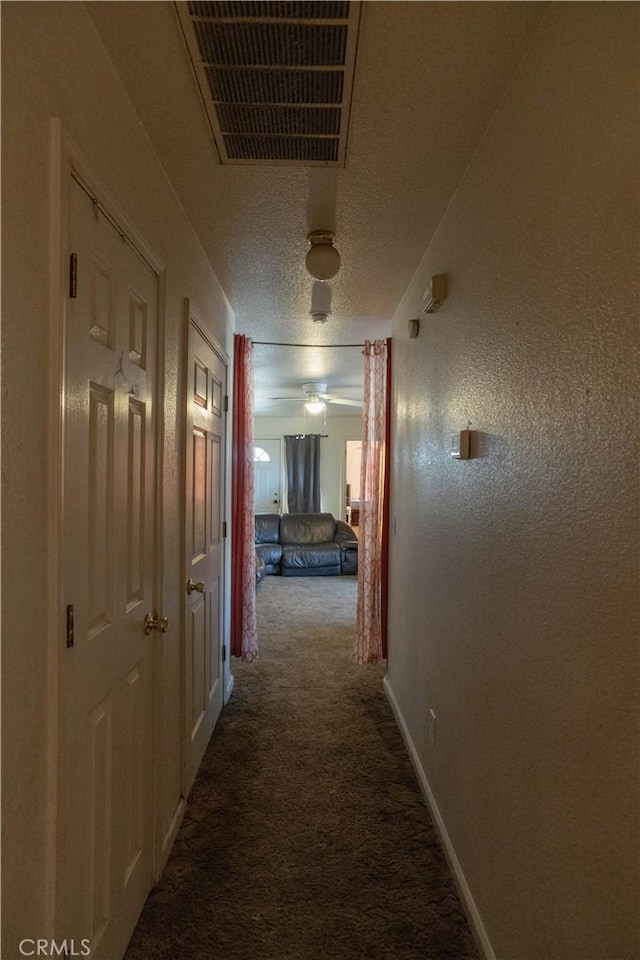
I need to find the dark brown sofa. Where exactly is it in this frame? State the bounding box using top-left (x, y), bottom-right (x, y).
top-left (255, 512), bottom-right (358, 577)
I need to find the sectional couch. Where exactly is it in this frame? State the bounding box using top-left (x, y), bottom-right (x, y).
top-left (255, 512), bottom-right (358, 577)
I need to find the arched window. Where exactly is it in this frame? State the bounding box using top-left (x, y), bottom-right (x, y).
top-left (254, 446), bottom-right (271, 462)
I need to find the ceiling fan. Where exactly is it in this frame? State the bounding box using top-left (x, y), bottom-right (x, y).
top-left (269, 382), bottom-right (363, 413)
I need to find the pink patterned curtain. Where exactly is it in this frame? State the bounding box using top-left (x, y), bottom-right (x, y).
top-left (231, 335), bottom-right (258, 661)
top-left (355, 339), bottom-right (391, 664)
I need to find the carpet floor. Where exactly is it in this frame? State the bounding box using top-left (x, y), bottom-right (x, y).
top-left (124, 576), bottom-right (479, 960)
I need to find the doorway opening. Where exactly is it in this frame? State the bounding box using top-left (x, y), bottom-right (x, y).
top-left (344, 439), bottom-right (362, 529)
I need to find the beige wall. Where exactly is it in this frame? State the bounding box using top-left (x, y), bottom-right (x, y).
top-left (255, 415), bottom-right (362, 519)
top-left (387, 4), bottom-right (639, 959)
top-left (1, 4), bottom-right (234, 954)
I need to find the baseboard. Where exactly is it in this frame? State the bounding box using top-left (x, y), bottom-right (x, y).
top-left (383, 677), bottom-right (496, 960)
top-left (160, 796), bottom-right (186, 867)
top-left (225, 670), bottom-right (235, 704)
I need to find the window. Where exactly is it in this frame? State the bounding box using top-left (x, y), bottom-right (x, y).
top-left (254, 446), bottom-right (271, 462)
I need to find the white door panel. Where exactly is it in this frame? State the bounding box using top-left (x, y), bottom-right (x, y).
top-left (184, 319), bottom-right (226, 785)
top-left (254, 437), bottom-right (282, 513)
top-left (58, 177), bottom-right (158, 960)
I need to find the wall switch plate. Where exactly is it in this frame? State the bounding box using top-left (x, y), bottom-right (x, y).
top-left (428, 708), bottom-right (437, 746)
top-left (451, 429), bottom-right (470, 460)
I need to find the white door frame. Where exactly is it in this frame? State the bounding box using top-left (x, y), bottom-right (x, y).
top-left (181, 301), bottom-right (230, 791)
top-left (344, 438), bottom-right (362, 524)
top-left (46, 119), bottom-right (167, 942)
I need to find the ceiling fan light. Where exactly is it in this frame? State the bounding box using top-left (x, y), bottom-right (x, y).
top-left (304, 399), bottom-right (326, 415)
top-left (310, 311), bottom-right (329, 323)
top-left (305, 231), bottom-right (341, 281)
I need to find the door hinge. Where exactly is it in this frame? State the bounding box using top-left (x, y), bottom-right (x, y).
top-left (69, 253), bottom-right (78, 299)
top-left (223, 520), bottom-right (227, 538)
top-left (66, 604), bottom-right (74, 648)
top-left (222, 645), bottom-right (227, 663)
top-left (224, 395), bottom-right (229, 413)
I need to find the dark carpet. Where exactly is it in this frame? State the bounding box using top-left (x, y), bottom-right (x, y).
top-left (125, 576), bottom-right (479, 960)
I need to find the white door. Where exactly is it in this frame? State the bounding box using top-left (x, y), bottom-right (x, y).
top-left (184, 318), bottom-right (227, 784)
top-left (58, 178), bottom-right (160, 959)
top-left (254, 437), bottom-right (282, 513)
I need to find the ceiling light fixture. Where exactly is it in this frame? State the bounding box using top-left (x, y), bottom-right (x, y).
top-left (309, 279), bottom-right (332, 324)
top-left (304, 398), bottom-right (326, 415)
top-left (305, 231), bottom-right (341, 281)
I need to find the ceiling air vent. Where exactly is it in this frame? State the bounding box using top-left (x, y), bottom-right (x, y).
top-left (176, 1), bottom-right (362, 166)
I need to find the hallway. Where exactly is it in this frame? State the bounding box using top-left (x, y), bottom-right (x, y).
top-left (124, 577), bottom-right (478, 960)
top-left (3, 5), bottom-right (638, 956)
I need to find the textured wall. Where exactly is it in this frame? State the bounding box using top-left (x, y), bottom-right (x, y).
top-left (1, 4), bottom-right (234, 954)
top-left (386, 4), bottom-right (639, 958)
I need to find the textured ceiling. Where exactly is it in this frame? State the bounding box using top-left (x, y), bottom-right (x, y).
top-left (87, 1), bottom-right (546, 417)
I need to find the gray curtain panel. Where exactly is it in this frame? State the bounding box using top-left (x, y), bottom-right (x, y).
top-left (285, 434), bottom-right (321, 513)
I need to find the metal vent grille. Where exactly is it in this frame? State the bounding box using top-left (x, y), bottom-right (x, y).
top-left (205, 67), bottom-right (344, 105)
top-left (177, 1), bottom-right (361, 166)
top-left (188, 2), bottom-right (350, 18)
top-left (192, 21), bottom-right (348, 67)
top-left (217, 104), bottom-right (341, 136)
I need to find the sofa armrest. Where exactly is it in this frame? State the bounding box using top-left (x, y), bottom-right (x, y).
top-left (339, 539), bottom-right (358, 575)
top-left (335, 519), bottom-right (359, 575)
top-left (334, 518), bottom-right (358, 546)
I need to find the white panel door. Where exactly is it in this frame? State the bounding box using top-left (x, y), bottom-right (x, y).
top-left (184, 318), bottom-right (227, 785)
top-left (57, 177), bottom-right (159, 960)
top-left (254, 437), bottom-right (282, 513)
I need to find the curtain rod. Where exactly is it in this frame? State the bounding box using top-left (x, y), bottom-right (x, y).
top-left (70, 170), bottom-right (159, 276)
top-left (252, 341), bottom-right (364, 348)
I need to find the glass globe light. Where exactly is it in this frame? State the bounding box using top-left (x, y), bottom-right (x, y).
top-left (305, 231), bottom-right (341, 281)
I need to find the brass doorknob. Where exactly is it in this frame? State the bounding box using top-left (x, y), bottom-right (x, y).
top-left (187, 579), bottom-right (205, 595)
top-left (144, 612), bottom-right (168, 635)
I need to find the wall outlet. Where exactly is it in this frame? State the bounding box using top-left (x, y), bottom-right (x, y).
top-left (428, 708), bottom-right (437, 747)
